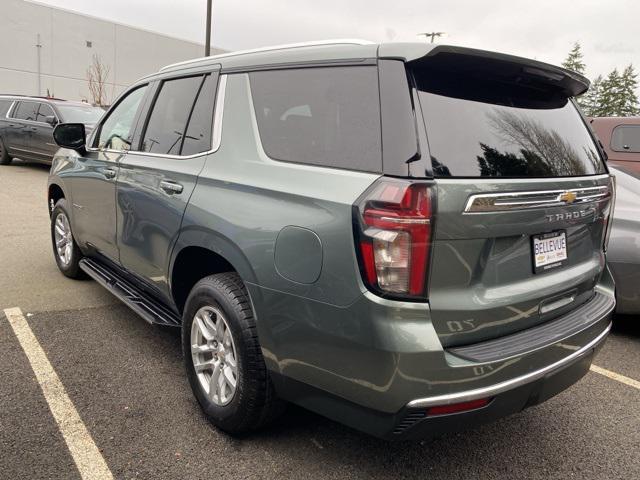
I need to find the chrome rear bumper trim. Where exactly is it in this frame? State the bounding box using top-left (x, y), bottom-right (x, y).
top-left (406, 323), bottom-right (611, 409)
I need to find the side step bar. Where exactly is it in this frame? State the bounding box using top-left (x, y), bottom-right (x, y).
top-left (79, 258), bottom-right (181, 327)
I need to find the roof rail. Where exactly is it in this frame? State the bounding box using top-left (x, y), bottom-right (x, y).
top-left (159, 39), bottom-right (374, 72)
top-left (0, 94), bottom-right (67, 101)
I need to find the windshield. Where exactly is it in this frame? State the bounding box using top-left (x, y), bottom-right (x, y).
top-left (57, 105), bottom-right (105, 125)
top-left (414, 68), bottom-right (607, 178)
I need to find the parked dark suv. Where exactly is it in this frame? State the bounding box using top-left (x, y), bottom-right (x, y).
top-left (47, 41), bottom-right (616, 440)
top-left (0, 95), bottom-right (104, 165)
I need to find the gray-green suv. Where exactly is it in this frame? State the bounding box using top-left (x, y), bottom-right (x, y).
top-left (47, 40), bottom-right (616, 440)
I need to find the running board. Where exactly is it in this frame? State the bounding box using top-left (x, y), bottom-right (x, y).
top-left (79, 258), bottom-right (181, 327)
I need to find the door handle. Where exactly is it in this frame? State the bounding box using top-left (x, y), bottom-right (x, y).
top-left (160, 180), bottom-right (184, 195)
top-left (103, 168), bottom-right (117, 179)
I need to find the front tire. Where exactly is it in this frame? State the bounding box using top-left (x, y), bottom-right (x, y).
top-left (182, 272), bottom-right (283, 434)
top-left (50, 198), bottom-right (84, 278)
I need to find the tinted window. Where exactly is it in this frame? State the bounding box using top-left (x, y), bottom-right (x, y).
top-left (0, 100), bottom-right (12, 117)
top-left (414, 69), bottom-right (606, 177)
top-left (249, 67), bottom-right (382, 172)
top-left (56, 105), bottom-right (104, 124)
top-left (611, 125), bottom-right (640, 153)
top-left (36, 103), bottom-right (55, 123)
top-left (181, 74), bottom-right (217, 156)
top-left (96, 85), bottom-right (147, 150)
top-left (13, 101), bottom-right (39, 121)
top-left (141, 76), bottom-right (203, 155)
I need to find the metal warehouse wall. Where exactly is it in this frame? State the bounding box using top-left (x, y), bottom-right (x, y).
top-left (0, 0), bottom-right (222, 102)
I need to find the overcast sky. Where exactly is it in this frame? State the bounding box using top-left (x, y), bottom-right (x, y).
top-left (35, 0), bottom-right (639, 81)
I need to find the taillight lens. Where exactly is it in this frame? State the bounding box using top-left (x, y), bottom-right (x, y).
top-left (353, 179), bottom-right (434, 299)
top-left (603, 175), bottom-right (616, 251)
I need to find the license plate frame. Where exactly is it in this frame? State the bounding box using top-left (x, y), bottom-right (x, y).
top-left (532, 230), bottom-right (568, 274)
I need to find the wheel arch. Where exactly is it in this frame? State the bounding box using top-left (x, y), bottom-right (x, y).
top-left (47, 183), bottom-right (66, 215)
top-left (169, 229), bottom-right (259, 314)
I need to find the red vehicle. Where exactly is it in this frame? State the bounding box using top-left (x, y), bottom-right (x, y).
top-left (590, 116), bottom-right (640, 174)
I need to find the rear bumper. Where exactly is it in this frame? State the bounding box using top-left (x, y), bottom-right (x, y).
top-left (391, 324), bottom-right (607, 440)
top-left (271, 318), bottom-right (610, 440)
top-left (406, 322), bottom-right (610, 410)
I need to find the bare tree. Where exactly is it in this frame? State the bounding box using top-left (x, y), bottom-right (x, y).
top-left (86, 54), bottom-right (111, 106)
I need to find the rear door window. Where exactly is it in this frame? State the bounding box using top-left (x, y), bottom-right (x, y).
top-left (13, 101), bottom-right (39, 122)
top-left (249, 66), bottom-right (382, 172)
top-left (413, 68), bottom-right (606, 177)
top-left (181, 73), bottom-right (218, 156)
top-left (140, 75), bottom-right (204, 155)
top-left (611, 125), bottom-right (640, 153)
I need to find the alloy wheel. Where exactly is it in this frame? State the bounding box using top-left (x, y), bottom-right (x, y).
top-left (190, 306), bottom-right (239, 406)
top-left (54, 212), bottom-right (73, 266)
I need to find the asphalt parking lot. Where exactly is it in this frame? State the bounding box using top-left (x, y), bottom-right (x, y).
top-left (1, 161), bottom-right (639, 480)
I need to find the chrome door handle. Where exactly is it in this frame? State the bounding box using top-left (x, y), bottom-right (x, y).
top-left (103, 168), bottom-right (117, 179)
top-left (160, 180), bottom-right (183, 195)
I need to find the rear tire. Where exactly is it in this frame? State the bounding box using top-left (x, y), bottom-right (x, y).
top-left (50, 198), bottom-right (85, 279)
top-left (0, 138), bottom-right (12, 165)
top-left (182, 272), bottom-right (284, 435)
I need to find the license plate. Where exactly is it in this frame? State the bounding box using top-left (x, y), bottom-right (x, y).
top-left (532, 231), bottom-right (567, 273)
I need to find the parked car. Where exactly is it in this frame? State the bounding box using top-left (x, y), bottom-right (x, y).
top-left (590, 116), bottom-right (640, 174)
top-left (47, 40), bottom-right (616, 440)
top-left (607, 165), bottom-right (640, 313)
top-left (0, 95), bottom-right (104, 165)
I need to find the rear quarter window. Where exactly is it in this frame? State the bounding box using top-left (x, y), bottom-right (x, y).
top-left (249, 66), bottom-right (382, 173)
top-left (611, 125), bottom-right (640, 153)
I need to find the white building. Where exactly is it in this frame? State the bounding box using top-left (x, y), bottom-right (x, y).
top-left (0, 0), bottom-right (223, 103)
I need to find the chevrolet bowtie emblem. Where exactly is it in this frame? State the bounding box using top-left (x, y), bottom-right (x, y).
top-left (559, 191), bottom-right (578, 204)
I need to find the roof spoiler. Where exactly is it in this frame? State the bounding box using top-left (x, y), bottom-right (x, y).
top-left (378, 44), bottom-right (590, 97)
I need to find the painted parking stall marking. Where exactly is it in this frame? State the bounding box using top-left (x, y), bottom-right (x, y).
top-left (591, 364), bottom-right (640, 390)
top-left (3, 307), bottom-right (114, 480)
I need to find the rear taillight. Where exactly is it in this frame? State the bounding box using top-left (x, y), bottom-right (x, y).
top-left (603, 175), bottom-right (616, 251)
top-left (353, 179), bottom-right (434, 300)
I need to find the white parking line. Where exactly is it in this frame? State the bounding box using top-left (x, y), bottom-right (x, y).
top-left (591, 364), bottom-right (640, 390)
top-left (3, 307), bottom-right (114, 480)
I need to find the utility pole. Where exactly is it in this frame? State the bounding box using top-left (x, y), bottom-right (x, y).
top-left (205, 0), bottom-right (212, 56)
top-left (36, 33), bottom-right (42, 95)
top-left (417, 32), bottom-right (445, 43)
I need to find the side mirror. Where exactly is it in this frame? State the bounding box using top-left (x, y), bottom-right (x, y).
top-left (53, 123), bottom-right (86, 151)
top-left (45, 115), bottom-right (58, 127)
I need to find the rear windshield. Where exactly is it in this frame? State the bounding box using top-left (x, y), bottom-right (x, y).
top-left (0, 99), bottom-right (12, 117)
top-left (57, 105), bottom-right (105, 125)
top-left (414, 70), bottom-right (606, 178)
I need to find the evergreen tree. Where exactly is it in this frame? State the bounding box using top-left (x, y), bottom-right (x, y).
top-left (618, 64), bottom-right (640, 116)
top-left (562, 42), bottom-right (586, 75)
top-left (561, 42), bottom-right (640, 117)
top-left (597, 69), bottom-right (623, 117)
top-left (581, 75), bottom-right (603, 117)
top-left (562, 42), bottom-right (589, 112)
